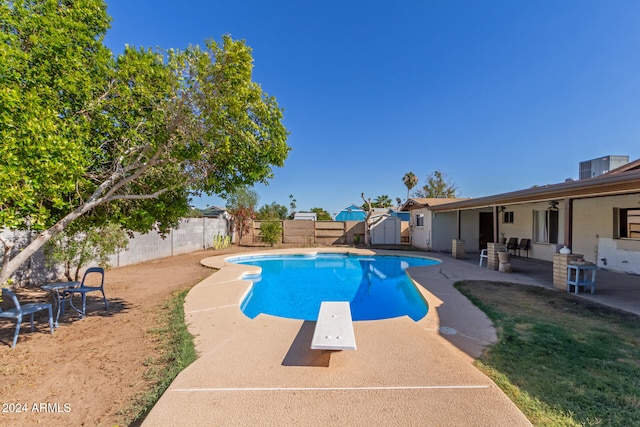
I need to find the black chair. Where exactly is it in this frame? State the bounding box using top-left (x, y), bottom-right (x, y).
top-left (506, 238), bottom-right (518, 255)
top-left (517, 239), bottom-right (531, 257)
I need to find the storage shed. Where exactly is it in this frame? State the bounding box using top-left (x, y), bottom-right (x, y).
top-left (370, 215), bottom-right (401, 245)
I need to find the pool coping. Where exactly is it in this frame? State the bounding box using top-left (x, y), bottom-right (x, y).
top-left (203, 247), bottom-right (440, 324)
top-left (143, 248), bottom-right (532, 426)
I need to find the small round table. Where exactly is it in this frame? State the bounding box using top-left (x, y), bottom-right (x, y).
top-left (41, 282), bottom-right (80, 327)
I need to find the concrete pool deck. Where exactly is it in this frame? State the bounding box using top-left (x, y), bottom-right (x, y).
top-left (143, 248), bottom-right (533, 426)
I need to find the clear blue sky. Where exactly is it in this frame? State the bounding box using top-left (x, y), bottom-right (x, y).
top-left (103, 1), bottom-right (640, 216)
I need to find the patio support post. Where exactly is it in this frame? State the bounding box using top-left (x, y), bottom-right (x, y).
top-left (492, 206), bottom-right (499, 243)
top-left (452, 239), bottom-right (465, 259)
top-left (456, 210), bottom-right (461, 240)
top-left (487, 242), bottom-right (505, 270)
top-left (563, 197), bottom-right (573, 249)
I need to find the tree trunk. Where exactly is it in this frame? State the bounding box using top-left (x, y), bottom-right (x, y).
top-left (0, 200), bottom-right (94, 286)
top-left (361, 193), bottom-right (372, 247)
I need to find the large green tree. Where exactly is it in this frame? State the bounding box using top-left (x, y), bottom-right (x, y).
top-left (414, 170), bottom-right (457, 198)
top-left (0, 1), bottom-right (289, 285)
top-left (309, 207), bottom-right (331, 221)
top-left (256, 202), bottom-right (288, 220)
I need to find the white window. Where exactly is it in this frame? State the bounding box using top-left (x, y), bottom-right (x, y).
top-left (533, 210), bottom-right (558, 244)
top-left (502, 211), bottom-right (514, 223)
top-left (416, 213), bottom-right (424, 227)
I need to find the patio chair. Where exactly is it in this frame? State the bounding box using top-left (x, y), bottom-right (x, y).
top-left (0, 288), bottom-right (54, 348)
top-left (63, 267), bottom-right (109, 319)
top-left (479, 249), bottom-right (488, 267)
top-left (517, 239), bottom-right (531, 257)
top-left (506, 238), bottom-right (518, 255)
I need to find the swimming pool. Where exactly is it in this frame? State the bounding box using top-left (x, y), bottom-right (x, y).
top-left (229, 253), bottom-right (439, 321)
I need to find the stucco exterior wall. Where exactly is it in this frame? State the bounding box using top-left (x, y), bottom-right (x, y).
top-left (460, 209), bottom-right (483, 251)
top-left (432, 211), bottom-right (458, 251)
top-left (408, 207), bottom-right (429, 250)
top-left (498, 202), bottom-right (565, 262)
top-left (573, 194), bottom-right (640, 273)
top-left (410, 208), bottom-right (486, 252)
top-left (597, 238), bottom-right (640, 274)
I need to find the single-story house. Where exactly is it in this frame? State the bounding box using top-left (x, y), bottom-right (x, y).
top-left (201, 206), bottom-right (228, 218)
top-left (403, 160), bottom-right (640, 275)
top-left (400, 198), bottom-right (470, 250)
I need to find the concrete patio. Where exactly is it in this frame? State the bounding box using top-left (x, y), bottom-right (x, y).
top-left (143, 248), bottom-right (639, 426)
top-left (454, 251), bottom-right (640, 317)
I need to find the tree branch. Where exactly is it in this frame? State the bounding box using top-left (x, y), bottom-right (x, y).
top-left (105, 188), bottom-right (169, 201)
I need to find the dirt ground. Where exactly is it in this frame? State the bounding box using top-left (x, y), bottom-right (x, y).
top-left (0, 247), bottom-right (252, 427)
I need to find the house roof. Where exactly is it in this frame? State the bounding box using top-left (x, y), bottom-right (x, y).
top-left (602, 158), bottom-right (640, 175)
top-left (333, 204), bottom-right (367, 221)
top-left (428, 168), bottom-right (640, 212)
top-left (337, 204), bottom-right (364, 212)
top-left (201, 206), bottom-right (227, 217)
top-left (293, 212), bottom-right (317, 220)
top-left (400, 198), bottom-right (469, 211)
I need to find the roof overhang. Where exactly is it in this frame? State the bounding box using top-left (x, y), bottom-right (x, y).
top-left (429, 170), bottom-right (640, 212)
top-left (400, 198), bottom-right (469, 211)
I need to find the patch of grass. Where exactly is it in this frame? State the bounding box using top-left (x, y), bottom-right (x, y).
top-left (455, 281), bottom-right (640, 427)
top-left (123, 288), bottom-right (198, 426)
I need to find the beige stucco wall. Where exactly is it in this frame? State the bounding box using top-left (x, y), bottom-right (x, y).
top-left (409, 208), bottom-right (480, 252)
top-left (408, 208), bottom-right (428, 249)
top-left (432, 211), bottom-right (458, 251)
top-left (572, 197), bottom-right (612, 263)
top-left (460, 209), bottom-right (485, 252)
top-left (573, 194), bottom-right (640, 273)
top-left (498, 202), bottom-right (565, 262)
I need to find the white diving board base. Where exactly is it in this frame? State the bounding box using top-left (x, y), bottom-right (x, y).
top-left (311, 301), bottom-right (357, 351)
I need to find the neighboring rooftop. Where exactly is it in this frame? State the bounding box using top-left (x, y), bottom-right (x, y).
top-left (293, 212), bottom-right (317, 221)
top-left (201, 206), bottom-right (227, 218)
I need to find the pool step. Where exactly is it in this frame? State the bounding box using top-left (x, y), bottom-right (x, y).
top-left (311, 301), bottom-right (357, 351)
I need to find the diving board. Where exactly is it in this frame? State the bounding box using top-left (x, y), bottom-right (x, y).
top-left (311, 301), bottom-right (357, 351)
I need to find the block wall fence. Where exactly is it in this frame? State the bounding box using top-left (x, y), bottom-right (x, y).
top-left (1, 217), bottom-right (230, 286)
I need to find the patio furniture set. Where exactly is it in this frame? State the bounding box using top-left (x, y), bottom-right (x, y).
top-left (479, 238), bottom-right (531, 267)
top-left (0, 267), bottom-right (108, 348)
top-left (479, 239), bottom-right (598, 295)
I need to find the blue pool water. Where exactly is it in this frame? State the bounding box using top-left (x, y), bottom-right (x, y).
top-left (230, 253), bottom-right (439, 321)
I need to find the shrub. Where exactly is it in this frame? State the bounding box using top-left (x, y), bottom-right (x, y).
top-left (212, 233), bottom-right (231, 250)
top-left (260, 221), bottom-right (282, 246)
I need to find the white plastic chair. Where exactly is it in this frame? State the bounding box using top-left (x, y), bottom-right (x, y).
top-left (479, 249), bottom-right (488, 267)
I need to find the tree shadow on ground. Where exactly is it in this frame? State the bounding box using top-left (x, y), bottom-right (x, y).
top-left (0, 295), bottom-right (128, 348)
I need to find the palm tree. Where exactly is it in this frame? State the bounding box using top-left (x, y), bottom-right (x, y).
top-left (373, 194), bottom-right (393, 208)
top-left (402, 171), bottom-right (418, 202)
